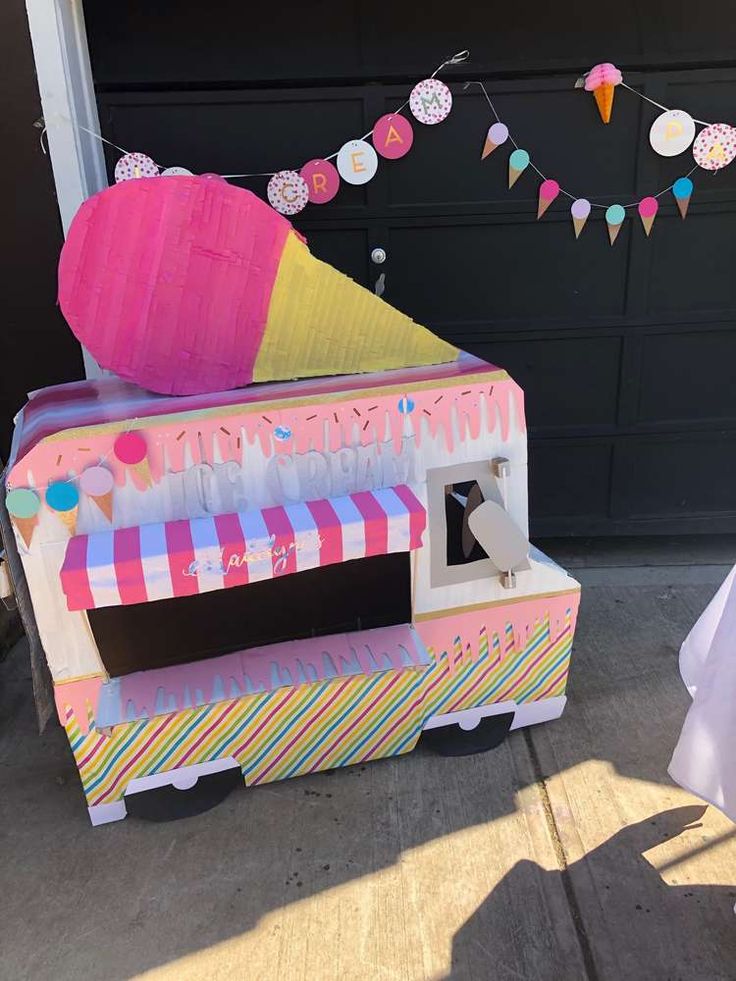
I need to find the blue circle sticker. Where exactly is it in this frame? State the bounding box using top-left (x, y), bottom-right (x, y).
top-left (273, 425), bottom-right (292, 441)
top-left (398, 396), bottom-right (415, 414)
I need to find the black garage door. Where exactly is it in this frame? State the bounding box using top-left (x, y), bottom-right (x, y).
top-left (84, 2), bottom-right (736, 536)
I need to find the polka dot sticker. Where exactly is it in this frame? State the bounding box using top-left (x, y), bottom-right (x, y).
top-left (267, 170), bottom-right (309, 215)
top-left (114, 153), bottom-right (159, 183)
top-left (409, 78), bottom-right (453, 125)
top-left (693, 123), bottom-right (736, 171)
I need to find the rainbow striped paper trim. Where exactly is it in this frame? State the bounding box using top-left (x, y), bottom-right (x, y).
top-left (60, 606), bottom-right (575, 807)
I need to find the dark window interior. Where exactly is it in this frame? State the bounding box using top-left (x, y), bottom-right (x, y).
top-left (89, 553), bottom-right (411, 677)
top-left (445, 481), bottom-right (489, 567)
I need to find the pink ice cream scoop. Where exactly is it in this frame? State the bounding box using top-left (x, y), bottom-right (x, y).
top-left (584, 63), bottom-right (623, 124)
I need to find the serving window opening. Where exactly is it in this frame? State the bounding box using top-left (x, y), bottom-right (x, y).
top-left (88, 552), bottom-right (412, 677)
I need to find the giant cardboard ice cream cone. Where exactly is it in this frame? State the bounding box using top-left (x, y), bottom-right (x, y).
top-left (58, 177), bottom-right (458, 396)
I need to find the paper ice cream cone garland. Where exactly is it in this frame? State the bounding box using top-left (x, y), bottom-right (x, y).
top-left (469, 58), bottom-right (733, 243)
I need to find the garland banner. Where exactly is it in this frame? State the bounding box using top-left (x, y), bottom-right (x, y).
top-left (475, 61), bottom-right (736, 244)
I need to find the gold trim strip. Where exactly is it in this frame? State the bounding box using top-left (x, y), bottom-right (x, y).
top-left (413, 586), bottom-right (581, 622)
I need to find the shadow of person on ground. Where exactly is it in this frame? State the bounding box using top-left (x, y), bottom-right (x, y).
top-left (449, 805), bottom-right (736, 981)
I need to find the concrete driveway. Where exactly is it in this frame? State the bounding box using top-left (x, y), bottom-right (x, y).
top-left (1, 544), bottom-right (735, 980)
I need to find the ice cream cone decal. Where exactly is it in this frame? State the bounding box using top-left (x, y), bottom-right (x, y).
top-left (585, 63), bottom-right (623, 124)
top-left (537, 179), bottom-right (560, 219)
top-left (58, 177), bottom-right (459, 396)
top-left (638, 196), bottom-right (659, 236)
top-left (80, 465), bottom-right (115, 522)
top-left (508, 149), bottom-right (530, 189)
top-left (570, 198), bottom-right (591, 238)
top-left (114, 432), bottom-right (152, 488)
top-left (605, 204), bottom-right (626, 245)
top-left (5, 488), bottom-right (41, 550)
top-left (672, 177), bottom-right (694, 219)
top-left (46, 481), bottom-right (79, 537)
top-left (482, 122), bottom-right (509, 160)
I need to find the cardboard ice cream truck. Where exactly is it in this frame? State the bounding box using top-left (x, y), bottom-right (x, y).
top-left (3, 177), bottom-right (579, 825)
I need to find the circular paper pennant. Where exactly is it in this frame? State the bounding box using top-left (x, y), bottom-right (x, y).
top-left (46, 480), bottom-right (79, 513)
top-left (5, 488), bottom-right (41, 519)
top-left (336, 139), bottom-right (378, 185)
top-left (373, 114), bottom-right (414, 159)
top-left (409, 78), bottom-right (453, 125)
top-left (114, 153), bottom-right (159, 183)
top-left (267, 170), bottom-right (309, 215)
top-left (300, 159), bottom-right (340, 204)
top-left (160, 166), bottom-right (194, 177)
top-left (114, 431), bottom-right (147, 466)
top-left (649, 110), bottom-right (696, 157)
top-left (693, 123), bottom-right (736, 171)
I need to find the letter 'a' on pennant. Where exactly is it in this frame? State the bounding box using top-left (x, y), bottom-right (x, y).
top-left (537, 179), bottom-right (560, 218)
top-left (638, 196), bottom-right (659, 236)
top-left (605, 203), bottom-right (626, 245)
top-left (672, 176), bottom-right (694, 219)
top-left (508, 148), bottom-right (530, 188)
top-left (482, 122), bottom-right (509, 159)
top-left (570, 198), bottom-right (591, 238)
top-left (57, 177), bottom-right (459, 395)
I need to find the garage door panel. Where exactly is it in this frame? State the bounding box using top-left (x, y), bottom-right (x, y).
top-left (636, 329), bottom-right (736, 425)
top-left (647, 212), bottom-right (736, 315)
top-left (529, 441), bottom-right (612, 520)
top-left (386, 223), bottom-right (629, 325)
top-left (469, 337), bottom-right (622, 431)
top-left (612, 433), bottom-right (736, 519)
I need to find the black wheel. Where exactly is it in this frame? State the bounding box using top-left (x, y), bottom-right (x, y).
top-left (125, 767), bottom-right (242, 822)
top-left (420, 712), bottom-right (515, 757)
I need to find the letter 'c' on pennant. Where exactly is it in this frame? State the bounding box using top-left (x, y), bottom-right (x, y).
top-left (299, 159), bottom-right (340, 204)
top-left (373, 114), bottom-right (414, 159)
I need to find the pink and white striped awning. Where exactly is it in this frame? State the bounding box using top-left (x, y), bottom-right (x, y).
top-left (61, 485), bottom-right (426, 611)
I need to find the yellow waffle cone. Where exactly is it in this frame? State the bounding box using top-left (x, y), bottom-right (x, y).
top-left (91, 490), bottom-right (114, 522)
top-left (508, 164), bottom-right (523, 189)
top-left (481, 136), bottom-right (498, 160)
top-left (640, 214), bottom-right (655, 237)
top-left (253, 232), bottom-right (458, 382)
top-left (572, 215), bottom-right (587, 239)
top-left (13, 514), bottom-right (38, 550)
top-left (57, 507), bottom-right (78, 537)
top-left (607, 221), bottom-right (622, 246)
top-left (132, 459), bottom-right (152, 488)
top-left (594, 83), bottom-right (615, 124)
